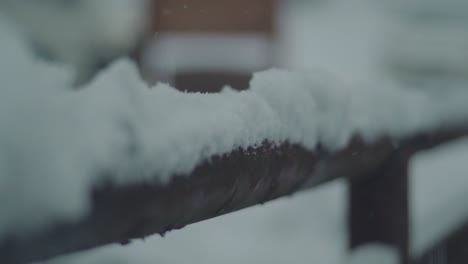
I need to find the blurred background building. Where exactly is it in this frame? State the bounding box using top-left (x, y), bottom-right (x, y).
top-left (140, 0), bottom-right (278, 92)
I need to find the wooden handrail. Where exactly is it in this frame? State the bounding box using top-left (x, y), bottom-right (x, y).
top-left (1, 125), bottom-right (467, 264)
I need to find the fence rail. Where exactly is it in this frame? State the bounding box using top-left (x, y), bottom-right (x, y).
top-left (1, 126), bottom-right (467, 264)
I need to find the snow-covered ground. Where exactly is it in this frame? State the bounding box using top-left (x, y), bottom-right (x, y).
top-left (0, 0), bottom-right (467, 263)
top-left (411, 138), bottom-right (468, 257)
top-left (40, 182), bottom-right (348, 264)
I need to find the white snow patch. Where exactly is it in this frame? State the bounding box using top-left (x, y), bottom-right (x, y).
top-left (345, 244), bottom-right (399, 264)
top-left (0, 0), bottom-right (148, 82)
top-left (142, 33), bottom-right (272, 77)
top-left (277, 0), bottom-right (393, 84)
top-left (381, 0), bottom-right (468, 89)
top-left (37, 181), bottom-right (348, 264)
top-left (410, 137), bottom-right (468, 257)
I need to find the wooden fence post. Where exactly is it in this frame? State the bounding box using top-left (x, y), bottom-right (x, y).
top-left (349, 154), bottom-right (410, 264)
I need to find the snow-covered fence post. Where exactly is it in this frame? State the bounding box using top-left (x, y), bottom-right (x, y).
top-left (141, 0), bottom-right (277, 92)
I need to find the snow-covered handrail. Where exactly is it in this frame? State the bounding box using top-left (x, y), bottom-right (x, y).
top-left (1, 126), bottom-right (468, 264)
top-left (2, 14), bottom-right (468, 263)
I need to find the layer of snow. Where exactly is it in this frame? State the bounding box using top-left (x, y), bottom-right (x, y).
top-left (345, 244), bottom-right (399, 264)
top-left (277, 0), bottom-right (393, 84)
top-left (142, 33), bottom-right (272, 76)
top-left (381, 0), bottom-right (468, 89)
top-left (410, 137), bottom-right (468, 257)
top-left (2, 0), bottom-right (468, 255)
top-left (0, 0), bottom-right (148, 83)
top-left (38, 181), bottom-right (348, 264)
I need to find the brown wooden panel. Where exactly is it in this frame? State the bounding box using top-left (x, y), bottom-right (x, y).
top-left (152, 0), bottom-right (276, 34)
top-left (174, 71), bottom-right (252, 93)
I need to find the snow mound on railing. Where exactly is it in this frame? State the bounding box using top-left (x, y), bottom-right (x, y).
top-left (1, 14), bottom-right (468, 238)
